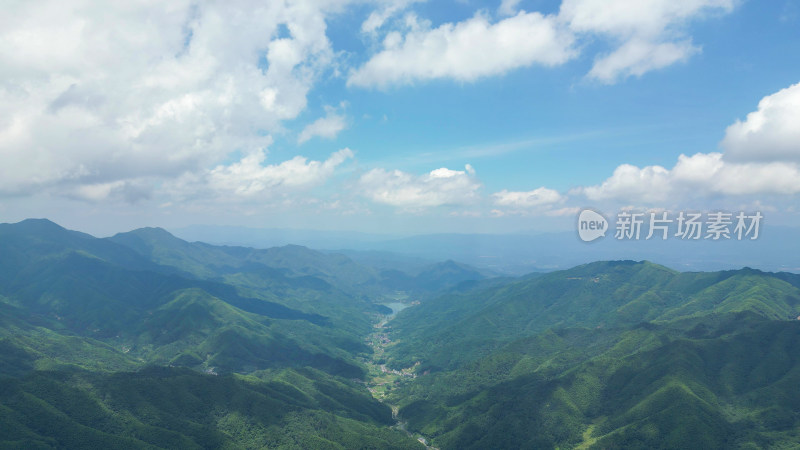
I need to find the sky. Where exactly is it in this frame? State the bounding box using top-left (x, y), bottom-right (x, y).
top-left (1, 0), bottom-right (799, 237)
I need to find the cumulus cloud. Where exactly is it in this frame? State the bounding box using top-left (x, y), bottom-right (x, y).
top-left (492, 187), bottom-right (565, 207)
top-left (721, 81), bottom-right (800, 162)
top-left (0, 0), bottom-right (338, 197)
top-left (576, 163), bottom-right (673, 203)
top-left (575, 152), bottom-right (800, 204)
top-left (573, 82), bottom-right (800, 204)
top-left (349, 0), bottom-right (734, 88)
top-left (358, 164), bottom-right (481, 208)
top-left (298, 109), bottom-right (347, 144)
top-left (561, 0), bottom-right (733, 38)
top-left (491, 187), bottom-right (571, 216)
top-left (587, 38), bottom-right (698, 82)
top-left (170, 148), bottom-right (354, 201)
top-left (0, 0), bottom-right (744, 205)
top-left (562, 0), bottom-right (734, 83)
top-left (348, 11), bottom-right (575, 88)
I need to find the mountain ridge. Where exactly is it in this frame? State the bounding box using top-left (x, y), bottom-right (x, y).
top-left (3, 218), bottom-right (800, 448)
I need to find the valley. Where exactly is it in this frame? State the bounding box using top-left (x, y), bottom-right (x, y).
top-left (2, 219), bottom-right (800, 449)
top-left (362, 300), bottom-right (438, 449)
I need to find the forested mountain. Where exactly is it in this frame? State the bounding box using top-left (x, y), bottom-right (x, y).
top-left (0, 219), bottom-right (423, 448)
top-left (109, 226), bottom-right (487, 301)
top-left (383, 261), bottom-right (800, 449)
top-left (2, 219), bottom-right (800, 448)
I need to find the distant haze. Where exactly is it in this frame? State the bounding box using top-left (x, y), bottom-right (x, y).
top-left (172, 224), bottom-right (800, 275)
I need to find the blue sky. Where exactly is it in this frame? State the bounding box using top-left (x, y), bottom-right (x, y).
top-left (1, 0), bottom-right (799, 236)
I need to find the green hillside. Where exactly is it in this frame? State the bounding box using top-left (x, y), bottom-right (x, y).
top-left (0, 219), bottom-right (427, 448)
top-left (4, 219), bottom-right (800, 449)
top-left (0, 366), bottom-right (421, 449)
top-left (109, 227), bottom-right (487, 303)
top-left (0, 219), bottom-right (371, 375)
top-left (383, 261), bottom-right (800, 449)
top-left (387, 261), bottom-right (800, 370)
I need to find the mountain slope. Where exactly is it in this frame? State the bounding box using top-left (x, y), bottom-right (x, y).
top-left (0, 219), bottom-right (363, 377)
top-left (377, 260), bottom-right (488, 298)
top-left (0, 366), bottom-right (422, 449)
top-left (109, 228), bottom-right (378, 290)
top-left (110, 227), bottom-right (491, 302)
top-left (0, 219), bottom-right (426, 448)
top-left (388, 261), bottom-right (800, 370)
top-left (384, 261), bottom-right (800, 449)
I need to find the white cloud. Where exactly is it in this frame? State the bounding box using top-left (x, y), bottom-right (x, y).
top-left (492, 187), bottom-right (565, 207)
top-left (561, 0), bottom-right (734, 38)
top-left (721, 81), bottom-right (800, 163)
top-left (298, 110), bottom-right (347, 144)
top-left (577, 163), bottom-right (673, 202)
top-left (361, 0), bottom-right (423, 34)
top-left (587, 38), bottom-right (698, 83)
top-left (67, 180), bottom-right (153, 203)
top-left (490, 187), bottom-right (572, 217)
top-left (348, 11), bottom-right (575, 88)
top-left (0, 0), bottom-right (339, 197)
top-left (0, 0), bottom-right (743, 202)
top-left (573, 82), bottom-right (800, 204)
top-left (171, 148), bottom-right (354, 201)
top-left (575, 152), bottom-right (800, 203)
top-left (561, 0), bottom-right (734, 83)
top-left (350, 0), bottom-right (734, 88)
top-left (358, 165), bottom-right (481, 208)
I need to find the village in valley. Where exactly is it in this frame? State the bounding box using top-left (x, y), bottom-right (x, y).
top-left (362, 307), bottom-right (420, 400)
top-left (358, 297), bottom-right (438, 449)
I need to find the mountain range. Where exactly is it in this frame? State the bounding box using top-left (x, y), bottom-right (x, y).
top-left (172, 224), bottom-right (800, 275)
top-left (1, 218), bottom-right (800, 448)
top-left (383, 261), bottom-right (800, 449)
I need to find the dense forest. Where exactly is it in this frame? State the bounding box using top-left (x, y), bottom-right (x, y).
top-left (2, 219), bottom-right (800, 448)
